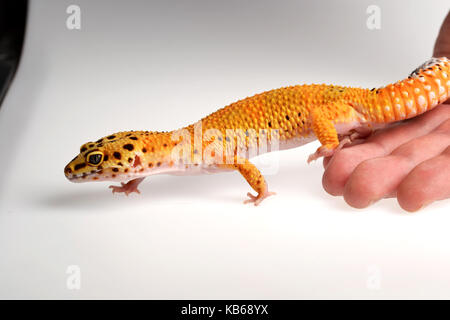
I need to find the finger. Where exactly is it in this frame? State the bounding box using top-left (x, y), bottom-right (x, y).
top-left (343, 120), bottom-right (450, 208)
top-left (322, 105), bottom-right (450, 196)
top-left (397, 146), bottom-right (450, 212)
top-left (433, 11), bottom-right (450, 58)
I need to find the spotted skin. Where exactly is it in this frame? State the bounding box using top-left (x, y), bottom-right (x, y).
top-left (65, 57), bottom-right (450, 205)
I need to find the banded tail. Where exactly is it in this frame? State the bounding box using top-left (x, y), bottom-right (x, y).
top-left (367, 57), bottom-right (450, 123)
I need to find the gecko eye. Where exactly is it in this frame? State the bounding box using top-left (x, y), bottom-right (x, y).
top-left (86, 151), bottom-right (104, 166)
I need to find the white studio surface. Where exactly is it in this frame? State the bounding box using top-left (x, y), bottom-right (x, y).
top-left (0, 0), bottom-right (449, 299)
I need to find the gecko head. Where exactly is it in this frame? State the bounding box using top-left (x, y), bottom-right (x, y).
top-left (64, 131), bottom-right (174, 183)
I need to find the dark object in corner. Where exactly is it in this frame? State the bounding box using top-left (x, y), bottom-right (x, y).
top-left (0, 0), bottom-right (27, 107)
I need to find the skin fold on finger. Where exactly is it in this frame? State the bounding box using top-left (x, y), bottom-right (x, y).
top-left (397, 146), bottom-right (450, 212)
top-left (322, 104), bottom-right (450, 196)
top-left (343, 122), bottom-right (450, 208)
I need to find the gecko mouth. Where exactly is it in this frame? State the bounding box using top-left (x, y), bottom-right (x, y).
top-left (65, 168), bottom-right (102, 182)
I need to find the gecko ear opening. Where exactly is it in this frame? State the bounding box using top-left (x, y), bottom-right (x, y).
top-left (86, 151), bottom-right (104, 166)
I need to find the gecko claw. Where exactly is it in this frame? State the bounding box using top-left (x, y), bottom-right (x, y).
top-left (243, 191), bottom-right (276, 206)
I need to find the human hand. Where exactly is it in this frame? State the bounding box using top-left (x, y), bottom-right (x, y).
top-left (322, 11), bottom-right (450, 212)
top-left (322, 104), bottom-right (450, 211)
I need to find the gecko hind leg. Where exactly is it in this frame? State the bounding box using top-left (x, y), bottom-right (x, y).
top-left (218, 157), bottom-right (275, 206)
top-left (109, 177), bottom-right (145, 196)
top-left (307, 104), bottom-right (370, 163)
top-left (307, 107), bottom-right (340, 163)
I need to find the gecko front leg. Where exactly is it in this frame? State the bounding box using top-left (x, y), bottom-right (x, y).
top-left (109, 177), bottom-right (146, 195)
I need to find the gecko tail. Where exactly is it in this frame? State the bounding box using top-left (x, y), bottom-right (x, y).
top-left (370, 57), bottom-right (450, 123)
top-left (409, 57), bottom-right (449, 77)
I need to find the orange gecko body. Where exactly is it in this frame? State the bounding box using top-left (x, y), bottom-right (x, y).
top-left (65, 57), bottom-right (450, 205)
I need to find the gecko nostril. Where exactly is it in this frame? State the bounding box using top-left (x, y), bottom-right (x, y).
top-left (64, 166), bottom-right (72, 174)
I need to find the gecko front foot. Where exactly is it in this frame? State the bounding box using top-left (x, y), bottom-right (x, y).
top-left (244, 191), bottom-right (276, 206)
top-left (109, 177), bottom-right (145, 196)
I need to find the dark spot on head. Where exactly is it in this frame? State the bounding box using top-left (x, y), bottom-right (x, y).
top-left (124, 168), bottom-right (129, 173)
top-left (139, 168), bottom-right (144, 172)
top-left (142, 148), bottom-right (147, 153)
top-left (163, 143), bottom-right (167, 147)
top-left (80, 147), bottom-right (87, 153)
top-left (97, 143), bottom-right (103, 148)
top-left (103, 155), bottom-right (108, 161)
top-left (148, 163), bottom-right (153, 168)
top-left (130, 136), bottom-right (138, 140)
top-left (298, 112), bottom-right (301, 117)
top-left (96, 138), bottom-right (103, 143)
top-left (285, 115), bottom-right (290, 121)
top-left (126, 133), bottom-right (132, 137)
top-left (91, 170), bottom-right (96, 174)
top-left (123, 144), bottom-right (134, 151)
top-left (107, 135), bottom-right (116, 140)
top-left (93, 177), bottom-right (99, 180)
top-left (113, 152), bottom-right (121, 160)
top-left (98, 170), bottom-right (103, 174)
top-left (268, 121), bottom-right (272, 127)
top-left (112, 174), bottom-right (116, 178)
top-left (112, 168), bottom-right (119, 172)
top-left (74, 163), bottom-right (86, 171)
top-left (128, 157), bottom-right (133, 163)
top-left (89, 144), bottom-right (94, 148)
top-left (117, 162), bottom-right (123, 166)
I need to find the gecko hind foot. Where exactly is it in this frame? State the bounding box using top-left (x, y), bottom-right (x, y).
top-left (243, 191), bottom-right (276, 206)
top-left (307, 137), bottom-right (354, 163)
top-left (307, 146), bottom-right (337, 163)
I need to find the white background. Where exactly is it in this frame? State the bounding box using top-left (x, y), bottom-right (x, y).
top-left (0, 0), bottom-right (449, 299)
